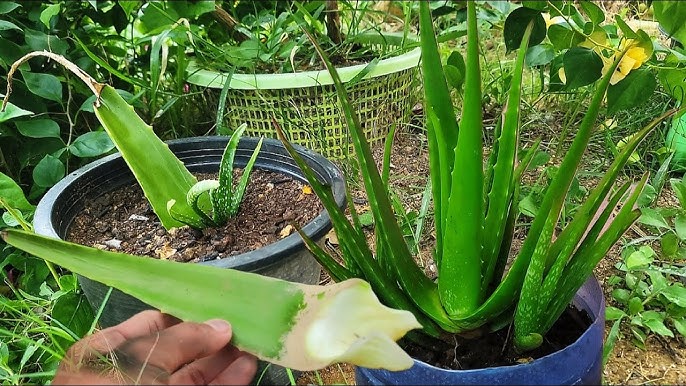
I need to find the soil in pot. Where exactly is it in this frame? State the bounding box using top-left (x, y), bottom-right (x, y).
top-left (403, 305), bottom-right (592, 371)
top-left (67, 168), bottom-right (323, 262)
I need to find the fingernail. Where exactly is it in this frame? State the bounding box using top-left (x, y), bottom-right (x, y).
top-left (204, 319), bottom-right (231, 332)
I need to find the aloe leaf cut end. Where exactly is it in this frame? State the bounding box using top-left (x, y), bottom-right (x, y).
top-left (1, 229), bottom-right (420, 371)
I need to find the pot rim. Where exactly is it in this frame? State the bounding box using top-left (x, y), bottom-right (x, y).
top-left (185, 32), bottom-right (420, 90)
top-left (33, 136), bottom-right (346, 271)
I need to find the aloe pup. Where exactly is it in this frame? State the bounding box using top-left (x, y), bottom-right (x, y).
top-left (278, 1), bottom-right (682, 354)
top-left (1, 50), bottom-right (423, 371)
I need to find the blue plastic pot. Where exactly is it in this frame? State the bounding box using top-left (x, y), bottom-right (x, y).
top-left (356, 277), bottom-right (605, 385)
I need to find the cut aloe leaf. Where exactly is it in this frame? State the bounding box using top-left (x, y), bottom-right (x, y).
top-left (3, 52), bottom-right (199, 230)
top-left (1, 229), bottom-right (421, 371)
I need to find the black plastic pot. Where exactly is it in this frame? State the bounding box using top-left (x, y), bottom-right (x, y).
top-left (34, 136), bottom-right (346, 384)
top-left (356, 277), bottom-right (605, 385)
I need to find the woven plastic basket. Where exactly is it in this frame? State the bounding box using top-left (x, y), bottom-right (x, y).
top-left (187, 33), bottom-right (420, 160)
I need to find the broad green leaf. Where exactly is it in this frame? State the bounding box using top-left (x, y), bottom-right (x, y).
top-left (579, 1), bottom-right (604, 25)
top-left (628, 297), bottom-right (643, 315)
top-left (503, 7), bottom-right (546, 52)
top-left (0, 102), bottom-right (32, 123)
top-left (1, 229), bottom-right (421, 372)
top-left (652, 1), bottom-right (686, 47)
top-left (51, 291), bottom-right (95, 343)
top-left (15, 119), bottom-right (60, 138)
top-left (522, 1), bottom-right (547, 11)
top-left (675, 213), bottom-right (686, 241)
top-left (671, 178), bottom-right (686, 209)
top-left (673, 317), bottom-right (686, 337)
top-left (2, 209), bottom-right (23, 226)
top-left (639, 207), bottom-right (670, 229)
top-left (661, 232), bottom-right (679, 257)
top-left (643, 317), bottom-right (674, 338)
top-left (119, 0), bottom-right (141, 16)
top-left (0, 172), bottom-right (34, 211)
top-left (24, 28), bottom-right (69, 55)
top-left (614, 15), bottom-right (638, 40)
top-left (525, 44), bottom-right (555, 67)
top-left (607, 69), bottom-right (657, 115)
top-left (40, 3), bottom-right (61, 28)
top-left (21, 71), bottom-right (63, 103)
top-left (646, 270), bottom-right (669, 292)
top-left (637, 184), bottom-right (657, 208)
top-left (445, 51), bottom-right (465, 89)
top-left (625, 248), bottom-right (654, 270)
top-left (69, 131), bottom-right (115, 158)
top-left (0, 2), bottom-right (20, 14)
top-left (547, 23), bottom-right (585, 51)
top-left (659, 67), bottom-right (686, 105)
top-left (562, 47), bottom-right (603, 90)
top-left (32, 154), bottom-right (64, 188)
top-left (611, 288), bottom-right (630, 303)
top-left (0, 20), bottom-right (21, 31)
top-left (662, 285), bottom-right (686, 307)
top-left (606, 306), bottom-right (626, 320)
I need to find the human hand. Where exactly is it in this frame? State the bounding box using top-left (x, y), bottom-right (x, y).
top-left (52, 310), bottom-right (257, 385)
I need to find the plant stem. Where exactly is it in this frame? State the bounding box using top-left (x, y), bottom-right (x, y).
top-left (326, 0), bottom-right (342, 45)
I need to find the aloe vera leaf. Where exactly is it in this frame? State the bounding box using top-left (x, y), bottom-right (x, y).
top-left (212, 123), bottom-right (247, 224)
top-left (440, 1), bottom-right (484, 317)
top-left (167, 199), bottom-right (207, 230)
top-left (420, 2), bottom-right (458, 266)
top-left (487, 140), bottom-right (543, 296)
top-left (294, 226), bottom-right (354, 283)
top-left (1, 229), bottom-right (421, 371)
top-left (452, 49), bottom-right (627, 329)
top-left (538, 180), bottom-right (631, 322)
top-left (525, 115), bottom-right (665, 337)
top-left (95, 85), bottom-right (199, 229)
top-left (215, 67), bottom-right (235, 135)
top-left (4, 52), bottom-right (200, 230)
top-left (512, 48), bottom-right (630, 349)
top-left (229, 137), bottom-right (263, 217)
top-left (546, 109), bottom-right (678, 267)
top-left (381, 123), bottom-right (397, 186)
top-left (276, 126), bottom-right (447, 336)
top-left (303, 28), bottom-right (454, 329)
top-left (539, 175), bottom-right (647, 335)
top-left (535, 109), bottom-right (676, 314)
top-left (377, 123), bottom-right (399, 272)
top-left (425, 110), bottom-right (448, 268)
top-left (482, 22), bottom-right (534, 293)
top-left (187, 179), bottom-right (220, 227)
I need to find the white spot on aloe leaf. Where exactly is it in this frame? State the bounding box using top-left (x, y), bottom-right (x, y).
top-left (286, 279), bottom-right (421, 371)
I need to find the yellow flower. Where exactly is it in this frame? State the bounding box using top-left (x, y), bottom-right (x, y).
top-left (601, 40), bottom-right (649, 85)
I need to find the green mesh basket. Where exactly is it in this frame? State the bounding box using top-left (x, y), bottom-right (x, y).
top-left (187, 35), bottom-right (420, 160)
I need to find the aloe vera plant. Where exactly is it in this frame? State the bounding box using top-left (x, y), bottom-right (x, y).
top-left (278, 1), bottom-right (683, 353)
top-left (1, 52), bottom-right (422, 371)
